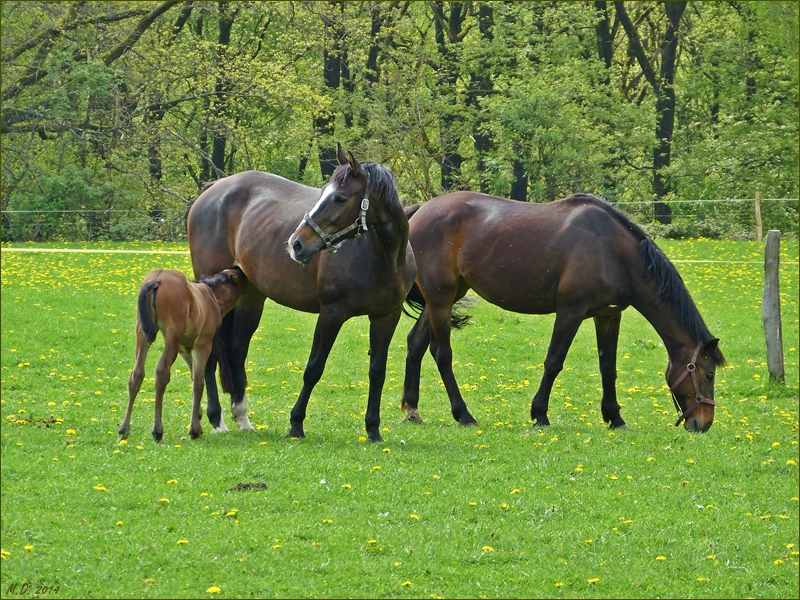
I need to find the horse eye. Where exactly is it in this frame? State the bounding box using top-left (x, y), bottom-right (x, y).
top-left (333, 195), bottom-right (348, 205)
top-left (705, 372), bottom-right (714, 382)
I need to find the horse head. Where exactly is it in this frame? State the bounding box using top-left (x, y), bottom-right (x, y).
top-left (666, 338), bottom-right (721, 432)
top-left (288, 144), bottom-right (369, 264)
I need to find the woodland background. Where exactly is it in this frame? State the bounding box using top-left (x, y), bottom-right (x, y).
top-left (1, 1), bottom-right (798, 241)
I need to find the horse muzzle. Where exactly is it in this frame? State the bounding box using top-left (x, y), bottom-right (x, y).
top-left (288, 234), bottom-right (316, 265)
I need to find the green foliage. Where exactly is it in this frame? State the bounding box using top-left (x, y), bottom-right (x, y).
top-left (1, 240), bottom-right (798, 597)
top-left (1, 2), bottom-right (797, 235)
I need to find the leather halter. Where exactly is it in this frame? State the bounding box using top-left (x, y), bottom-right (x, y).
top-left (669, 341), bottom-right (716, 427)
top-left (303, 198), bottom-right (370, 254)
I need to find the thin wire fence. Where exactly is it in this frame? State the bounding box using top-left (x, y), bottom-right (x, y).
top-left (2, 198), bottom-right (797, 242)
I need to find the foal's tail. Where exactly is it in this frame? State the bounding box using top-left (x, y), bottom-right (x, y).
top-left (137, 281), bottom-right (160, 344)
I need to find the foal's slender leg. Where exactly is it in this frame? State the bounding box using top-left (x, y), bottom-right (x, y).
top-left (188, 344), bottom-right (212, 440)
top-left (120, 326), bottom-right (150, 440)
top-left (365, 309), bottom-right (403, 442)
top-left (594, 313), bottom-right (627, 429)
top-left (288, 305), bottom-right (348, 439)
top-left (152, 334), bottom-right (180, 442)
top-left (401, 305), bottom-right (432, 423)
top-left (530, 309), bottom-right (584, 426)
top-left (428, 303), bottom-right (478, 426)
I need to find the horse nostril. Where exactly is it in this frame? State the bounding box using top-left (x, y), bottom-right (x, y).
top-left (293, 240), bottom-right (303, 254)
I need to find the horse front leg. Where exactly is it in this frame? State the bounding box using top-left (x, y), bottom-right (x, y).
top-left (401, 305), bottom-right (431, 423)
top-left (365, 309), bottom-right (403, 442)
top-left (187, 345), bottom-right (211, 440)
top-left (594, 313), bottom-right (627, 429)
top-left (428, 304), bottom-right (478, 426)
top-left (531, 309), bottom-right (584, 426)
top-left (288, 306), bottom-right (348, 439)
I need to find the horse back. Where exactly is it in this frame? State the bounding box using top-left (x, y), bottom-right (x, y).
top-left (409, 192), bottom-right (643, 314)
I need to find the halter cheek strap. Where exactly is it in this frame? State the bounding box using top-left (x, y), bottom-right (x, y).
top-left (669, 341), bottom-right (716, 427)
top-left (304, 198), bottom-right (370, 254)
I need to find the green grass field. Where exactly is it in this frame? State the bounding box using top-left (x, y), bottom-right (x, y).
top-left (1, 239), bottom-right (798, 598)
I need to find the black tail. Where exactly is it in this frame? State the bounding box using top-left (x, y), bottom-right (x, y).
top-left (137, 281), bottom-right (159, 344)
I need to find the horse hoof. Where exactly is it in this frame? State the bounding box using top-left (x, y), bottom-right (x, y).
top-left (152, 432), bottom-right (163, 443)
top-left (190, 429), bottom-right (203, 440)
top-left (368, 434), bottom-right (384, 443)
top-left (286, 428), bottom-right (305, 439)
top-left (531, 418), bottom-right (550, 427)
top-left (403, 409), bottom-right (423, 423)
top-left (459, 415), bottom-right (479, 427)
top-left (611, 423), bottom-right (629, 431)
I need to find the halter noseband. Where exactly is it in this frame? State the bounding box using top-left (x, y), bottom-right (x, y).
top-left (669, 341), bottom-right (715, 427)
top-left (303, 198), bottom-right (370, 254)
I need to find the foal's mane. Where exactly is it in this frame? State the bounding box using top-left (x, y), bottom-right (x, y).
top-left (566, 194), bottom-right (721, 362)
top-left (331, 161), bottom-right (401, 211)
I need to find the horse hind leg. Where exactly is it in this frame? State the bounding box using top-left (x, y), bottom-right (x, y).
top-left (224, 296), bottom-right (265, 433)
top-left (428, 303), bottom-right (478, 426)
top-left (152, 336), bottom-right (180, 442)
top-left (594, 313), bottom-right (627, 429)
top-left (401, 305), bottom-right (432, 423)
top-left (531, 309), bottom-right (584, 426)
top-left (120, 326), bottom-right (150, 440)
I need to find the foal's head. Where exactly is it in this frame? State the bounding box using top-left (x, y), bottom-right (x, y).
top-left (288, 144), bottom-right (369, 264)
top-left (202, 266), bottom-right (248, 315)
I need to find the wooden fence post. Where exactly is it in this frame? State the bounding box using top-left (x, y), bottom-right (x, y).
top-left (762, 229), bottom-right (785, 383)
top-left (755, 192), bottom-right (762, 242)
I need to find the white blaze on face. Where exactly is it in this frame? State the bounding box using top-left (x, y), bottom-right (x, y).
top-left (309, 183), bottom-right (334, 218)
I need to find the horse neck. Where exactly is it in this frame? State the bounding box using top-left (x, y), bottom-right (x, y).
top-left (633, 292), bottom-right (698, 360)
top-left (368, 193), bottom-right (409, 265)
top-left (206, 283), bottom-right (239, 315)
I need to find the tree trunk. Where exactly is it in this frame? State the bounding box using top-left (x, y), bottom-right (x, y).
top-left (432, 1), bottom-right (467, 192)
top-left (467, 3), bottom-right (494, 193)
top-left (316, 2), bottom-right (343, 180)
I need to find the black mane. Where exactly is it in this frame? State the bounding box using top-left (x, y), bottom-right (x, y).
top-left (331, 161), bottom-right (400, 211)
top-left (566, 194), bottom-right (722, 363)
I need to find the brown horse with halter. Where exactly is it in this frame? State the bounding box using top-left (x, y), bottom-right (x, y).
top-left (187, 146), bottom-right (415, 441)
top-left (120, 267), bottom-right (247, 442)
top-left (401, 192), bottom-right (725, 432)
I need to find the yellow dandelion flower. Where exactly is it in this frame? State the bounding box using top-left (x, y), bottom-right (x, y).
top-left (342, 483), bottom-right (352, 489)
top-left (774, 559), bottom-right (784, 565)
top-left (167, 479), bottom-right (178, 484)
top-left (159, 497), bottom-right (170, 503)
top-left (116, 521), bottom-right (123, 527)
top-left (93, 484), bottom-right (108, 492)
top-left (177, 539), bottom-right (188, 545)
top-left (410, 513), bottom-right (420, 520)
top-left (482, 545), bottom-right (494, 552)
top-left (656, 556), bottom-right (666, 561)
top-left (225, 509), bottom-right (238, 517)
top-left (206, 585), bottom-right (221, 594)
top-left (24, 545), bottom-right (34, 552)
top-left (368, 539), bottom-right (377, 545)
top-left (1, 549), bottom-right (11, 560)
top-left (402, 581), bottom-right (412, 587)
top-left (66, 429), bottom-right (76, 435)
top-left (587, 578), bottom-right (600, 583)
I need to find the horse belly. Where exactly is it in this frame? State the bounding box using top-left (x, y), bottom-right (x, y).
top-left (459, 240), bottom-right (561, 315)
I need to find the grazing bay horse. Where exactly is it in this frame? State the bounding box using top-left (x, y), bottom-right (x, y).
top-left (120, 267), bottom-right (247, 442)
top-left (187, 146), bottom-right (416, 441)
top-left (401, 192), bottom-right (725, 432)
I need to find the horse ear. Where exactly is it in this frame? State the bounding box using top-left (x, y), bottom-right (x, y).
top-left (703, 338), bottom-right (719, 353)
top-left (337, 143), bottom-right (348, 166)
top-left (347, 151), bottom-right (365, 178)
